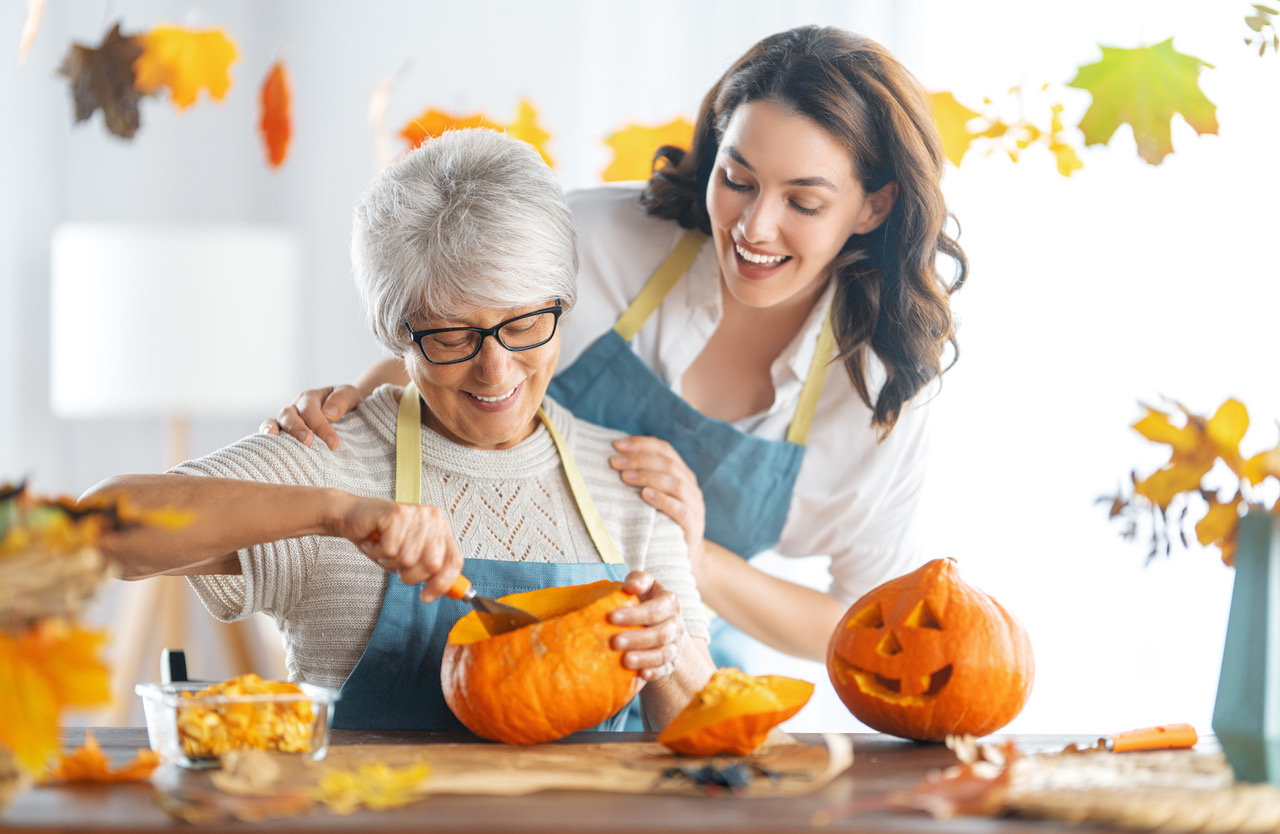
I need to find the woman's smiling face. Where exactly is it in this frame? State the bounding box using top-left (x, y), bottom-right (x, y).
top-left (404, 302), bottom-right (560, 450)
top-left (705, 98), bottom-right (895, 315)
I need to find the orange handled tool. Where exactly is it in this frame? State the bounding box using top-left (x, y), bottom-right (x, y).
top-left (1101, 723), bottom-right (1198, 752)
top-left (446, 574), bottom-right (541, 636)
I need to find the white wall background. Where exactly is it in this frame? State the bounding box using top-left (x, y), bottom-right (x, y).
top-left (2, 1), bottom-right (1275, 735)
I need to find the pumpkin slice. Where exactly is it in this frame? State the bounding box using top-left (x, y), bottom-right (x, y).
top-left (657, 667), bottom-right (814, 756)
top-left (441, 579), bottom-right (642, 745)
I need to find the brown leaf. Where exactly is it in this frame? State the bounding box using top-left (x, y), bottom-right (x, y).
top-left (56, 23), bottom-right (145, 139)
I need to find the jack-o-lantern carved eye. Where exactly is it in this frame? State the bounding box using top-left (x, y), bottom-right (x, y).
top-left (846, 602), bottom-right (884, 629)
top-left (904, 600), bottom-right (942, 630)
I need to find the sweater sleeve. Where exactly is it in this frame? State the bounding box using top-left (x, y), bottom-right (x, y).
top-left (173, 433), bottom-right (325, 624)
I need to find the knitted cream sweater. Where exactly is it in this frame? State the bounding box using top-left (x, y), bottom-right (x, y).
top-left (182, 387), bottom-right (707, 690)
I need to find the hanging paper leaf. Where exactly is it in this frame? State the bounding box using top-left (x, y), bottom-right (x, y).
top-left (929, 92), bottom-right (983, 167)
top-left (18, 0), bottom-right (46, 66)
top-left (399, 108), bottom-right (499, 151)
top-left (0, 622), bottom-right (111, 773)
top-left (1067, 39), bottom-right (1218, 165)
top-left (369, 77), bottom-right (395, 171)
top-left (56, 23), bottom-right (145, 139)
top-left (259, 59), bottom-right (292, 169)
top-left (45, 730), bottom-right (161, 783)
top-left (133, 24), bottom-right (238, 110)
top-left (505, 99), bottom-right (554, 167)
top-left (602, 118), bottom-right (694, 182)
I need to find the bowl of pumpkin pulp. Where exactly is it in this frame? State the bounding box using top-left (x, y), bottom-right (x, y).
top-left (136, 673), bottom-right (339, 768)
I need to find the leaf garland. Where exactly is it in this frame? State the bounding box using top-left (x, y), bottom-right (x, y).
top-left (56, 23), bottom-right (145, 139)
top-left (601, 118), bottom-right (694, 182)
top-left (259, 60), bottom-right (292, 169)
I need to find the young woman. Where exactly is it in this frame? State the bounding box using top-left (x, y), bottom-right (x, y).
top-left (265, 25), bottom-right (967, 668)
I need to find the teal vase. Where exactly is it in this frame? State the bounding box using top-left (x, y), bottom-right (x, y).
top-left (1212, 510), bottom-right (1280, 783)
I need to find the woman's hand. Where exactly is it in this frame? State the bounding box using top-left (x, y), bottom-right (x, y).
top-left (260, 385), bottom-right (368, 450)
top-left (332, 495), bottom-right (463, 603)
top-left (608, 571), bottom-right (687, 682)
top-left (610, 436), bottom-right (706, 574)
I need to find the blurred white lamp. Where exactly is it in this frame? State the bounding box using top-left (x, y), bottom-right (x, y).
top-left (49, 223), bottom-right (301, 721)
top-left (50, 223), bottom-right (302, 463)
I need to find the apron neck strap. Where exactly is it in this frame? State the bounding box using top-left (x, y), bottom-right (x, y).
top-left (786, 307), bottom-right (836, 446)
top-left (613, 230), bottom-right (707, 342)
top-left (395, 383), bottom-right (622, 565)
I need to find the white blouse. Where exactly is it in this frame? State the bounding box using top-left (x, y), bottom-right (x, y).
top-left (558, 183), bottom-right (934, 606)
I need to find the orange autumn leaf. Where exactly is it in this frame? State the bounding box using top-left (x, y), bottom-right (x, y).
top-left (133, 24), bottom-right (237, 110)
top-left (400, 109), bottom-right (500, 151)
top-left (602, 118), bottom-right (694, 182)
top-left (0, 622), bottom-right (111, 773)
top-left (46, 730), bottom-right (160, 783)
top-left (259, 60), bottom-right (292, 169)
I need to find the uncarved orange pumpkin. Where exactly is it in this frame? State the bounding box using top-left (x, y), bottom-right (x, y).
top-left (827, 558), bottom-right (1034, 742)
top-left (657, 667), bottom-right (814, 756)
top-left (441, 579), bottom-right (643, 745)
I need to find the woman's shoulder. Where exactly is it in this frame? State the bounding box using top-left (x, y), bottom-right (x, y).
top-left (568, 183), bottom-right (681, 252)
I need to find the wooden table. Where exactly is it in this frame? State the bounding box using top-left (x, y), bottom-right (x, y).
top-left (0, 728), bottom-right (1150, 833)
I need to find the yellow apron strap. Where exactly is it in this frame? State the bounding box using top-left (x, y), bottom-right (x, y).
top-left (786, 307), bottom-right (836, 446)
top-left (613, 230), bottom-right (707, 342)
top-left (394, 383), bottom-right (620, 565)
top-left (395, 383), bottom-right (423, 505)
top-left (538, 406), bottom-right (624, 565)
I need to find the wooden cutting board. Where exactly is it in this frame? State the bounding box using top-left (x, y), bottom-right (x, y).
top-left (154, 734), bottom-right (852, 822)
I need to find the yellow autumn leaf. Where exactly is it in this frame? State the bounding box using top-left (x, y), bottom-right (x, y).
top-left (1196, 493), bottom-right (1242, 548)
top-left (0, 622), bottom-right (111, 773)
top-left (602, 118), bottom-right (694, 182)
top-left (505, 99), bottom-right (554, 168)
top-left (315, 762), bottom-right (430, 814)
top-left (1134, 460), bottom-right (1214, 510)
top-left (133, 25), bottom-right (237, 110)
top-left (1244, 437), bottom-right (1280, 486)
top-left (1132, 407), bottom-right (1197, 450)
top-left (929, 91), bottom-right (982, 167)
top-left (1203, 398), bottom-right (1249, 476)
top-left (1067, 39), bottom-right (1218, 165)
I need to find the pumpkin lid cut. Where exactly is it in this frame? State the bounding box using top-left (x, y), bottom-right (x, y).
top-left (657, 667), bottom-right (814, 757)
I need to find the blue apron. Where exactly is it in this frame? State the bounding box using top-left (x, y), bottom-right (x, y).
top-left (546, 231), bottom-right (835, 725)
top-left (546, 230), bottom-right (834, 560)
top-left (333, 384), bottom-right (630, 731)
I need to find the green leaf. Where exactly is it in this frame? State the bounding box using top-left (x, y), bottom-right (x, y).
top-left (1067, 39), bottom-right (1218, 165)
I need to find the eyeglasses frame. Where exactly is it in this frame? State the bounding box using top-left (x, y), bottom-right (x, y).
top-left (402, 301), bottom-right (564, 365)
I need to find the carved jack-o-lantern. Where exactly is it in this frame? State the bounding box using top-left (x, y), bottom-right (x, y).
top-left (826, 558), bottom-right (1034, 742)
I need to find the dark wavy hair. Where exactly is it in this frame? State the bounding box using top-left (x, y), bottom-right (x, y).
top-left (642, 26), bottom-right (967, 436)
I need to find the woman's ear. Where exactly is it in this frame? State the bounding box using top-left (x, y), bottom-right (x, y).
top-left (853, 181), bottom-right (899, 234)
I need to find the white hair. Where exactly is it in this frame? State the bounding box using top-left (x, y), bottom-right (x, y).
top-left (351, 129), bottom-right (578, 354)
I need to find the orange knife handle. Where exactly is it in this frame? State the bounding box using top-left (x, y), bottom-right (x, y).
top-left (1110, 723), bottom-right (1198, 752)
top-left (446, 574), bottom-right (472, 601)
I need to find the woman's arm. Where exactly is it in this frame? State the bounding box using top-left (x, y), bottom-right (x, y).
top-left (696, 540), bottom-right (846, 661)
top-left (82, 473), bottom-right (463, 602)
top-left (263, 357), bottom-right (409, 450)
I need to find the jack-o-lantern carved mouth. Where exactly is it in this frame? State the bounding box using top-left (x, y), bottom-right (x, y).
top-left (834, 658), bottom-right (953, 707)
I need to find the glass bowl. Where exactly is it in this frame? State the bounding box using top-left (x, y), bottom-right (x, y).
top-left (135, 680), bottom-right (340, 769)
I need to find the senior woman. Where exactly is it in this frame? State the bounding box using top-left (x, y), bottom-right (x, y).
top-left (82, 128), bottom-right (714, 732)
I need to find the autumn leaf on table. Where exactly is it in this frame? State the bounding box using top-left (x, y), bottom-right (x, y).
top-left (133, 24), bottom-right (238, 110)
top-left (1067, 39), bottom-right (1218, 165)
top-left (259, 59), bottom-right (292, 169)
top-left (0, 622), bottom-right (111, 774)
top-left (929, 92), bottom-right (982, 167)
top-left (56, 23), bottom-right (145, 139)
top-left (602, 118), bottom-right (694, 182)
top-left (45, 730), bottom-right (160, 783)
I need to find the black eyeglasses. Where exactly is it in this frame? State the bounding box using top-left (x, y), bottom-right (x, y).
top-left (403, 302), bottom-right (563, 365)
